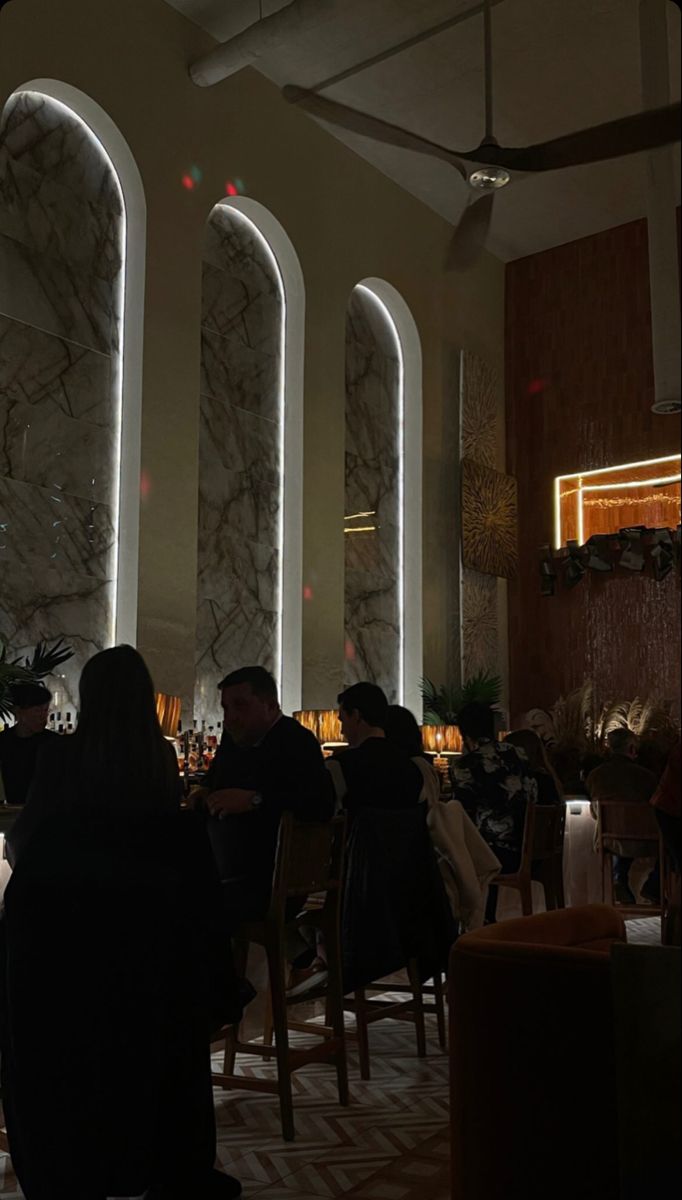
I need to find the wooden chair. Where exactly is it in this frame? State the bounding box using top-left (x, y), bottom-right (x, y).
top-left (211, 813), bottom-right (348, 1142)
top-left (597, 800), bottom-right (664, 920)
top-left (490, 803), bottom-right (567, 917)
top-left (343, 964), bottom-right (442, 1080)
top-left (533, 802), bottom-right (567, 909)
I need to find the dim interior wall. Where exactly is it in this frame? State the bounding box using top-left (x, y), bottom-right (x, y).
top-left (0, 0), bottom-right (505, 714)
top-left (506, 216), bottom-right (681, 717)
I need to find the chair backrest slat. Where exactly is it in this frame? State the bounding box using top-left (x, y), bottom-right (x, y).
top-left (532, 805), bottom-right (564, 860)
top-left (598, 800), bottom-right (660, 843)
top-left (271, 813), bottom-right (346, 907)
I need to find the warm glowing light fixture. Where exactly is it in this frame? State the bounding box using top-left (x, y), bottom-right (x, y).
top-left (156, 693), bottom-right (181, 739)
top-left (554, 454), bottom-right (681, 548)
top-left (421, 725), bottom-right (463, 754)
top-left (294, 709), bottom-right (344, 745)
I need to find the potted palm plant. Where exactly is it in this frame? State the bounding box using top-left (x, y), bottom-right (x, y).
top-left (0, 639), bottom-right (74, 724)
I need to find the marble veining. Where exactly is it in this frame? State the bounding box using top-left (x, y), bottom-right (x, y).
top-left (344, 287), bottom-right (401, 701)
top-left (0, 231), bottom-right (119, 355)
top-left (195, 207), bottom-right (283, 724)
top-left (0, 146), bottom-right (121, 285)
top-left (0, 92), bottom-right (122, 696)
top-left (0, 316), bottom-right (112, 426)
top-left (0, 93), bottom-right (122, 215)
top-left (0, 397), bottom-right (114, 503)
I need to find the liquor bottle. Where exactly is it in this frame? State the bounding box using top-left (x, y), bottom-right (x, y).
top-left (66, 712), bottom-right (74, 735)
top-left (49, 714), bottom-right (56, 732)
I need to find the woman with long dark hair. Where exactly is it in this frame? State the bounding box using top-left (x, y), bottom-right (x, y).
top-left (505, 728), bottom-right (564, 805)
top-left (1, 646), bottom-right (242, 1200)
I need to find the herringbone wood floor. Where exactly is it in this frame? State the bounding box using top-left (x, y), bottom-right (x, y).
top-left (0, 1001), bottom-right (451, 1199)
top-left (0, 919), bottom-right (660, 1198)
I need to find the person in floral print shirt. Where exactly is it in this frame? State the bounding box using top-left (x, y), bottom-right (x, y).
top-left (450, 703), bottom-right (538, 921)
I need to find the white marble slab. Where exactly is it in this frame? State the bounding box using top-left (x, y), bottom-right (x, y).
top-left (1, 92), bottom-right (122, 215)
top-left (0, 146), bottom-right (121, 284)
top-left (195, 206), bottom-right (283, 720)
top-left (0, 91), bottom-right (122, 698)
top-left (0, 397), bottom-right (114, 504)
top-left (0, 315), bottom-right (112, 426)
top-left (344, 287), bottom-right (401, 698)
top-left (0, 231), bottom-right (119, 355)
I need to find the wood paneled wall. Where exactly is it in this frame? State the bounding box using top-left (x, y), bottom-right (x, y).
top-left (506, 216), bottom-right (681, 717)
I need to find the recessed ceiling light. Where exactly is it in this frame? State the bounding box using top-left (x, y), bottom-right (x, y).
top-left (651, 399), bottom-right (682, 415)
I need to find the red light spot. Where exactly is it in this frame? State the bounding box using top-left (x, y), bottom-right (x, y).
top-left (345, 639), bottom-right (356, 662)
top-left (303, 585), bottom-right (314, 601)
top-left (528, 377), bottom-right (548, 396)
top-left (182, 174), bottom-right (195, 191)
top-left (140, 470), bottom-right (152, 498)
top-left (225, 181), bottom-right (238, 197)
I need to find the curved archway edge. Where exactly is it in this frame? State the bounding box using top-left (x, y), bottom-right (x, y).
top-left (10, 77), bottom-right (147, 648)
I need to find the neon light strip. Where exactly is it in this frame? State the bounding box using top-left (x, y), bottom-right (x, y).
top-left (218, 205), bottom-right (286, 698)
top-left (558, 454), bottom-right (679, 482)
top-left (554, 455), bottom-right (681, 547)
top-left (356, 284), bottom-right (406, 704)
top-left (20, 92), bottom-right (127, 647)
top-left (583, 475), bottom-right (681, 491)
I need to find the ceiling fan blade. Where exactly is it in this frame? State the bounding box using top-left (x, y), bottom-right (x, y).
top-left (283, 86), bottom-right (468, 178)
top-left (488, 102), bottom-right (681, 173)
top-left (446, 191), bottom-right (495, 271)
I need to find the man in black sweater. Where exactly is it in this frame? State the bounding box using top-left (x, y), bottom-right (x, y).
top-left (191, 667), bottom-right (334, 923)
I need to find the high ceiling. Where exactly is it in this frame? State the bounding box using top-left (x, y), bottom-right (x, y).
top-left (164, 0), bottom-right (681, 261)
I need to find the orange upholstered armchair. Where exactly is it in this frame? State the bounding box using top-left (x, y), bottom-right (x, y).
top-left (449, 905), bottom-right (626, 1200)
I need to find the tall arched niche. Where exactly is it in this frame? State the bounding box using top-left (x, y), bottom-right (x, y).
top-left (0, 80), bottom-right (145, 711)
top-left (344, 279), bottom-right (423, 712)
top-left (194, 198), bottom-right (304, 726)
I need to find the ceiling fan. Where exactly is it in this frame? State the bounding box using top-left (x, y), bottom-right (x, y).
top-left (283, 0), bottom-right (681, 269)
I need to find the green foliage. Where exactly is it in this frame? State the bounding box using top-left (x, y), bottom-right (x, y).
top-left (420, 670), bottom-right (502, 725)
top-left (0, 638), bottom-right (74, 723)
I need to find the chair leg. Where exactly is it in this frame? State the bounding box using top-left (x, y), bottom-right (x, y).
top-left (354, 989), bottom-right (371, 1081)
top-left (433, 972), bottom-right (447, 1051)
top-left (266, 941), bottom-right (295, 1142)
top-left (262, 986), bottom-right (274, 1054)
top-left (407, 960), bottom-right (427, 1060)
top-left (325, 926), bottom-right (349, 1106)
top-left (520, 881), bottom-right (533, 917)
top-left (221, 1026), bottom-right (237, 1080)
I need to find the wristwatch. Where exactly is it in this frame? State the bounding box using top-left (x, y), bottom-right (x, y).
top-left (250, 792), bottom-right (264, 810)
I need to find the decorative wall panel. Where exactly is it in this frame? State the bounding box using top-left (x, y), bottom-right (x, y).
top-left (0, 92), bottom-right (123, 712)
top-left (195, 207), bottom-right (283, 725)
top-left (506, 214), bottom-right (682, 716)
top-left (459, 351), bottom-right (508, 688)
top-left (461, 458), bottom-right (518, 578)
top-left (344, 286), bottom-right (401, 701)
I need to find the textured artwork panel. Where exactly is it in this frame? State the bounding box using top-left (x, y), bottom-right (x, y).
top-left (460, 350), bottom-right (499, 468)
top-left (461, 569), bottom-right (499, 680)
top-left (461, 457), bottom-right (518, 578)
